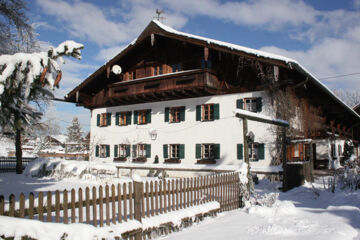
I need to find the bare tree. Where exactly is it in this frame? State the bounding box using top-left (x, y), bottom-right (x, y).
top-left (333, 89), bottom-right (360, 108)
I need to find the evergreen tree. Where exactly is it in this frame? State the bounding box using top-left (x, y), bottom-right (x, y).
top-left (66, 117), bottom-right (82, 143)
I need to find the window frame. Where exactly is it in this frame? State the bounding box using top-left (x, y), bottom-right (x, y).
top-left (170, 144), bottom-right (180, 159)
top-left (244, 98), bottom-right (257, 113)
top-left (118, 144), bottom-right (128, 157)
top-left (100, 113), bottom-right (108, 127)
top-left (248, 143), bottom-right (259, 161)
top-left (118, 112), bottom-right (127, 126)
top-left (138, 110), bottom-right (147, 125)
top-left (202, 104), bottom-right (214, 121)
top-left (136, 144), bottom-right (147, 158)
top-left (170, 107), bottom-right (181, 123)
top-left (202, 143), bottom-right (215, 160)
top-left (99, 144), bottom-right (108, 158)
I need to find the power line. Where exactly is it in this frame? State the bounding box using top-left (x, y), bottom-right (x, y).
top-left (318, 72), bottom-right (360, 80)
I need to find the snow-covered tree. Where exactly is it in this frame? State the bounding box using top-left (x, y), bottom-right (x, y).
top-left (0, 0), bottom-right (37, 55)
top-left (0, 41), bottom-right (84, 173)
top-left (66, 117), bottom-right (82, 143)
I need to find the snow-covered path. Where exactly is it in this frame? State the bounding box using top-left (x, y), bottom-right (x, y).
top-left (162, 180), bottom-right (360, 240)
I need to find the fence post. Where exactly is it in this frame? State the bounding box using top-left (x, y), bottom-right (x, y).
top-left (133, 181), bottom-right (143, 240)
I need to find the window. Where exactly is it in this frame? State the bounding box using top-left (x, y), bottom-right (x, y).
top-left (116, 111), bottom-right (131, 126)
top-left (236, 98), bottom-right (262, 112)
top-left (97, 113), bottom-right (111, 127)
top-left (196, 104), bottom-right (219, 121)
top-left (114, 144), bottom-right (130, 158)
top-left (128, 71), bottom-right (136, 80)
top-left (154, 65), bottom-right (163, 75)
top-left (95, 144), bottom-right (109, 158)
top-left (331, 144), bottom-right (336, 158)
top-left (134, 109), bottom-right (151, 125)
top-left (165, 107), bottom-right (185, 123)
top-left (132, 144), bottom-right (151, 159)
top-left (294, 144), bottom-right (300, 157)
top-left (172, 63), bottom-right (182, 72)
top-left (338, 145), bottom-right (342, 156)
top-left (248, 143), bottom-right (265, 161)
top-left (245, 98), bottom-right (257, 112)
top-left (163, 144), bottom-right (185, 161)
top-left (196, 144), bottom-right (220, 160)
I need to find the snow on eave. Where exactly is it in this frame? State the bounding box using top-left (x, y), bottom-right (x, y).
top-left (291, 62), bottom-right (360, 123)
top-left (152, 20), bottom-right (296, 64)
top-left (153, 20), bottom-right (360, 123)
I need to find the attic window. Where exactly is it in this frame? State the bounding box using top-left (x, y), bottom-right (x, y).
top-left (128, 71), bottom-right (136, 80)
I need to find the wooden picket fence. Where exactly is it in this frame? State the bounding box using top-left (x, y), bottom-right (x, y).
top-left (0, 172), bottom-right (240, 230)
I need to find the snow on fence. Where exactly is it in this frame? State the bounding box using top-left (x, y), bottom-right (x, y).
top-left (0, 157), bottom-right (36, 172)
top-left (0, 172), bottom-right (240, 238)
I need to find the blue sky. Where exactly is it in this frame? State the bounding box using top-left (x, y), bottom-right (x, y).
top-left (27, 0), bottom-right (360, 133)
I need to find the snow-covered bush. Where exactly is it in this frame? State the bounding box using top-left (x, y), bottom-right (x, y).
top-left (337, 155), bottom-right (360, 190)
top-left (248, 192), bottom-right (279, 208)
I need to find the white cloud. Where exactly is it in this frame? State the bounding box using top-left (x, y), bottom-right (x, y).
top-left (354, 0), bottom-right (360, 9)
top-left (95, 45), bottom-right (128, 62)
top-left (260, 30), bottom-right (360, 91)
top-left (35, 0), bottom-right (187, 47)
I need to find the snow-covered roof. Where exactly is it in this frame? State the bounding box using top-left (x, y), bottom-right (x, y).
top-left (151, 20), bottom-right (360, 122)
top-left (66, 20), bottom-right (360, 123)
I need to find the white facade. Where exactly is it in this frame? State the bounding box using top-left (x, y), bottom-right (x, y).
top-left (90, 91), bottom-right (278, 171)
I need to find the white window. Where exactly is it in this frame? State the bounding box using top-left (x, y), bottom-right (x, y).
top-left (170, 144), bottom-right (180, 159)
top-left (202, 144), bottom-right (215, 159)
top-left (294, 144), bottom-right (299, 157)
top-left (100, 145), bottom-right (108, 158)
top-left (119, 144), bottom-right (128, 157)
top-left (245, 98), bottom-right (257, 112)
top-left (137, 144), bottom-right (147, 157)
top-left (249, 143), bottom-right (259, 160)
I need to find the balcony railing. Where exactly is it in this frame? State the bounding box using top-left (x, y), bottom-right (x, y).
top-left (107, 69), bottom-right (220, 103)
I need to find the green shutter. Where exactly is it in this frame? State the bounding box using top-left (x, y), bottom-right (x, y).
top-left (132, 145), bottom-right (137, 158)
top-left (179, 144), bottom-right (185, 159)
top-left (180, 107), bottom-right (185, 121)
top-left (106, 145), bottom-right (110, 157)
top-left (165, 107), bottom-right (169, 122)
top-left (126, 111), bottom-right (132, 125)
top-left (115, 113), bottom-right (119, 125)
top-left (126, 145), bottom-right (130, 157)
top-left (196, 144), bottom-right (201, 159)
top-left (258, 143), bottom-right (265, 160)
top-left (146, 109), bottom-right (151, 124)
top-left (236, 99), bottom-right (243, 109)
top-left (214, 144), bottom-right (220, 159)
top-left (256, 98), bottom-right (262, 112)
top-left (213, 104), bottom-right (220, 120)
top-left (196, 105), bottom-right (201, 121)
top-left (134, 111), bottom-right (138, 124)
top-left (237, 144), bottom-right (243, 160)
top-left (106, 113), bottom-right (111, 126)
top-left (114, 144), bottom-right (118, 157)
top-left (96, 114), bottom-right (100, 126)
top-left (146, 144), bottom-right (151, 158)
top-left (95, 145), bottom-right (99, 157)
top-left (163, 144), bottom-right (168, 158)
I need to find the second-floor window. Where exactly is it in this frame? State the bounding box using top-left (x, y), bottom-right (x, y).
top-left (196, 104), bottom-right (220, 121)
top-left (97, 113), bottom-right (111, 127)
top-left (165, 106), bottom-right (185, 123)
top-left (116, 111), bottom-right (132, 126)
top-left (134, 109), bottom-right (151, 125)
top-left (236, 98), bottom-right (262, 113)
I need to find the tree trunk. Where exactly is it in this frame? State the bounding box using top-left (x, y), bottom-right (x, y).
top-left (15, 118), bottom-right (23, 174)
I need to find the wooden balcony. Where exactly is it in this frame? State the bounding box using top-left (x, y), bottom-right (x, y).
top-left (106, 69), bottom-right (220, 105)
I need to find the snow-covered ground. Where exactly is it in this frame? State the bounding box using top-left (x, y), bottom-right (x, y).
top-left (0, 158), bottom-right (359, 240)
top-left (162, 180), bottom-right (360, 240)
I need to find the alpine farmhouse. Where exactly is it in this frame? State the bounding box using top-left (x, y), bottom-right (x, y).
top-left (65, 20), bottom-right (360, 175)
